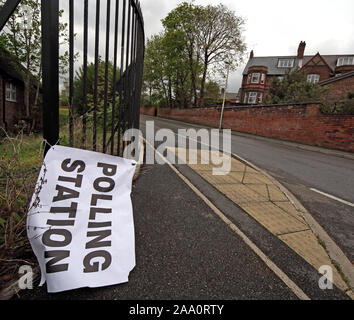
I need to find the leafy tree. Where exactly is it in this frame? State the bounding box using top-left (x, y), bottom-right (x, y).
top-left (162, 2), bottom-right (202, 107)
top-left (204, 80), bottom-right (221, 107)
top-left (142, 34), bottom-right (172, 108)
top-left (143, 2), bottom-right (246, 109)
top-left (73, 57), bottom-right (119, 120)
top-left (195, 4), bottom-right (246, 107)
top-left (264, 69), bottom-right (328, 104)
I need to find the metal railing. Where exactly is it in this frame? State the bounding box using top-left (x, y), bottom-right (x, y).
top-left (0, 0), bottom-right (145, 156)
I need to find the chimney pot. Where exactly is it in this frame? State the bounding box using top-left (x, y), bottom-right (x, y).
top-left (250, 50), bottom-right (254, 59)
top-left (297, 41), bottom-right (306, 59)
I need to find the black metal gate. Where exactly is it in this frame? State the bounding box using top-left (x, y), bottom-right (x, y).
top-left (0, 0), bottom-right (145, 156)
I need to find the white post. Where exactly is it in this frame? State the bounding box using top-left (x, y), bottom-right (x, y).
top-left (219, 63), bottom-right (230, 130)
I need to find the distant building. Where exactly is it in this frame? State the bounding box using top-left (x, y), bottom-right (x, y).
top-left (0, 47), bottom-right (41, 131)
top-left (240, 41), bottom-right (354, 104)
top-left (220, 88), bottom-right (238, 106)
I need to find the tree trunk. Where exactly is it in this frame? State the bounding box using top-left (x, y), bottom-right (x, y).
top-left (24, 74), bottom-right (31, 118)
top-left (199, 61), bottom-right (208, 108)
top-left (188, 51), bottom-right (198, 107)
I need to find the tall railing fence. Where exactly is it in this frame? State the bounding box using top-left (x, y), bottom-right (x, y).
top-left (0, 0), bottom-right (145, 156)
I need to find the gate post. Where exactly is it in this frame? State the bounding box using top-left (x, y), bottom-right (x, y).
top-left (41, 0), bottom-right (59, 154)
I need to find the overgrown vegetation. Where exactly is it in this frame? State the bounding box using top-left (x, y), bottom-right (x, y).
top-left (320, 91), bottom-right (354, 115)
top-left (264, 69), bottom-right (354, 115)
top-left (264, 68), bottom-right (328, 105)
top-left (0, 129), bottom-right (43, 291)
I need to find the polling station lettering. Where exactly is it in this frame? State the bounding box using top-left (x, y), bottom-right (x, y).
top-left (41, 159), bottom-right (118, 274)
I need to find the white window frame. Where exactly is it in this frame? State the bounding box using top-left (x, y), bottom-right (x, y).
top-left (247, 74), bottom-right (251, 84)
top-left (251, 72), bottom-right (260, 84)
top-left (260, 73), bottom-right (266, 84)
top-left (248, 92), bottom-right (257, 104)
top-left (258, 93), bottom-right (263, 104)
top-left (278, 59), bottom-right (294, 68)
top-left (337, 57), bottom-right (354, 67)
top-left (307, 74), bottom-right (320, 84)
top-left (5, 82), bottom-right (17, 102)
top-left (243, 92), bottom-right (248, 104)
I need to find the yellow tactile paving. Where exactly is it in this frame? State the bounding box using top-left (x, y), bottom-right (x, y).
top-left (273, 201), bottom-right (306, 224)
top-left (169, 147), bottom-right (352, 295)
top-left (246, 184), bottom-right (269, 199)
top-left (279, 230), bottom-right (349, 292)
top-left (240, 202), bottom-right (309, 235)
top-left (242, 173), bottom-right (268, 184)
top-left (199, 172), bottom-right (242, 185)
top-left (216, 183), bottom-right (267, 204)
top-left (267, 185), bottom-right (290, 202)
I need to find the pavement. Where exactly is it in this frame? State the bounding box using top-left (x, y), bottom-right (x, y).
top-left (14, 115), bottom-right (354, 300)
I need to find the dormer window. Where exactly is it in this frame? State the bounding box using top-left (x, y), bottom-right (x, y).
top-left (247, 74), bottom-right (252, 84)
top-left (278, 59), bottom-right (294, 68)
top-left (337, 57), bottom-right (354, 66)
top-left (251, 73), bottom-right (260, 83)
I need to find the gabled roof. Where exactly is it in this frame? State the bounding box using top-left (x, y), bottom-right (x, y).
top-left (243, 56), bottom-right (299, 75)
top-left (243, 54), bottom-right (354, 75)
top-left (0, 46), bottom-right (24, 83)
top-left (302, 53), bottom-right (332, 71)
top-left (0, 46), bottom-right (40, 89)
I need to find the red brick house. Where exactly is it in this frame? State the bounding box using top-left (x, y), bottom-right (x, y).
top-left (0, 47), bottom-right (41, 132)
top-left (240, 41), bottom-right (354, 104)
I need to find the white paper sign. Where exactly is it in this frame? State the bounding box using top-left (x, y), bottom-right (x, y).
top-left (27, 145), bottom-right (137, 293)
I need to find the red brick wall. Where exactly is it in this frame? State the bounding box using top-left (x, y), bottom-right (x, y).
top-left (322, 75), bottom-right (354, 100)
top-left (157, 104), bottom-right (354, 153)
top-left (140, 106), bottom-right (157, 116)
top-left (302, 64), bottom-right (331, 82)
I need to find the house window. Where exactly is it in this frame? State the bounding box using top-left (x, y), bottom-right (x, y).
top-left (260, 73), bottom-right (266, 84)
top-left (278, 76), bottom-right (284, 81)
top-left (5, 82), bottom-right (16, 102)
top-left (337, 57), bottom-right (354, 66)
top-left (251, 73), bottom-right (260, 83)
top-left (247, 74), bottom-right (252, 84)
top-left (258, 93), bottom-right (263, 104)
top-left (243, 92), bottom-right (248, 104)
top-left (248, 92), bottom-right (257, 104)
top-left (278, 59), bottom-right (294, 68)
top-left (307, 74), bottom-right (320, 83)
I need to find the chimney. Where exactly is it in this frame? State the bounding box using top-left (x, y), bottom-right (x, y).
top-left (297, 41), bottom-right (306, 59)
top-left (297, 41), bottom-right (306, 68)
top-left (250, 50), bottom-right (254, 59)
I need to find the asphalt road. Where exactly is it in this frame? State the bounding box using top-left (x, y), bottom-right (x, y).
top-left (141, 115), bottom-right (354, 264)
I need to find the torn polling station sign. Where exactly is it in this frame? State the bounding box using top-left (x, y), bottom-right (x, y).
top-left (27, 145), bottom-right (137, 293)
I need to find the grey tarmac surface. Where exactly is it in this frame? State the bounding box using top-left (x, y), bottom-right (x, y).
top-left (142, 115), bottom-right (354, 264)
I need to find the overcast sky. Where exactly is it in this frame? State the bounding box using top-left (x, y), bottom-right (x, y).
top-left (140, 0), bottom-right (354, 93)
